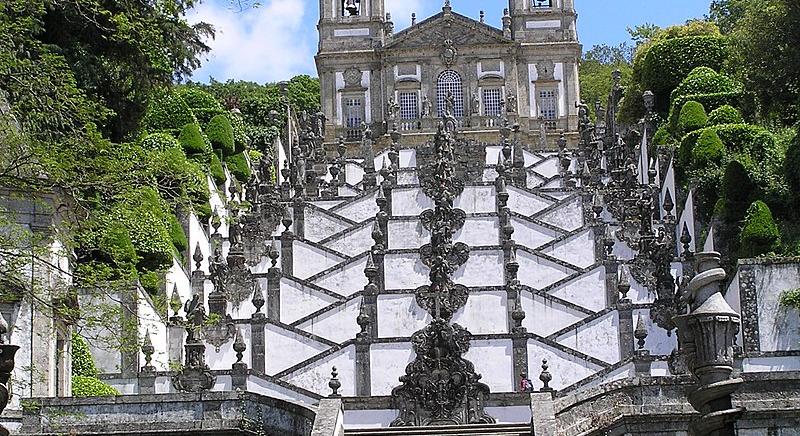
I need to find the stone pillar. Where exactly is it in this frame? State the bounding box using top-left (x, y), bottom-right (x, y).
top-left (250, 317), bottom-right (266, 374)
top-left (119, 285), bottom-right (139, 378)
top-left (512, 335), bottom-right (528, 391)
top-left (281, 231), bottom-right (293, 277)
top-left (617, 298), bottom-right (634, 361)
top-left (530, 392), bottom-right (557, 436)
top-left (138, 373), bottom-right (155, 394)
top-left (311, 398), bottom-right (345, 436)
top-left (267, 266), bottom-right (281, 321)
top-left (167, 322), bottom-right (185, 367)
top-left (292, 197), bottom-right (305, 240)
top-left (355, 340), bottom-right (371, 397)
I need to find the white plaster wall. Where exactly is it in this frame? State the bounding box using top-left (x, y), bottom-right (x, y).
top-left (543, 229), bottom-right (595, 269)
top-left (370, 343), bottom-right (414, 395)
top-left (633, 309), bottom-right (678, 356)
top-left (391, 187), bottom-right (434, 216)
top-left (549, 267), bottom-right (607, 312)
top-left (452, 250), bottom-right (504, 287)
top-left (528, 64), bottom-right (538, 117)
top-left (284, 345), bottom-right (356, 396)
top-left (311, 200), bottom-right (345, 210)
top-left (506, 187), bottom-right (551, 216)
top-left (453, 292), bottom-right (508, 334)
top-left (293, 241), bottom-right (345, 280)
top-left (527, 340), bottom-right (602, 390)
top-left (280, 278), bottom-right (340, 324)
top-left (246, 374), bottom-right (319, 406)
top-left (522, 293), bottom-right (586, 337)
top-left (265, 324), bottom-right (330, 375)
top-left (387, 220), bottom-right (428, 250)
top-left (556, 311), bottom-right (620, 364)
top-left (137, 289), bottom-right (169, 371)
top-left (312, 255), bottom-right (369, 296)
top-left (464, 339), bottom-right (514, 392)
top-left (752, 263), bottom-right (800, 352)
top-left (345, 162), bottom-right (365, 186)
top-left (511, 217), bottom-right (561, 250)
top-left (324, 223), bottom-right (374, 257)
top-left (399, 149), bottom-right (417, 168)
top-left (743, 356), bottom-right (800, 372)
top-left (165, 257), bottom-right (192, 318)
top-left (377, 294), bottom-right (430, 338)
top-left (531, 157), bottom-right (560, 179)
top-left (297, 297), bottom-right (362, 343)
top-left (539, 197), bottom-right (584, 231)
top-left (344, 410), bottom-right (400, 429)
top-left (454, 217), bottom-right (499, 247)
top-left (454, 186), bottom-right (495, 214)
top-left (517, 250), bottom-right (571, 290)
top-left (304, 208), bottom-right (350, 242)
top-left (485, 406), bottom-right (532, 425)
top-left (332, 191), bottom-right (379, 223)
top-left (383, 253), bottom-right (429, 290)
top-left (205, 324), bottom-right (251, 371)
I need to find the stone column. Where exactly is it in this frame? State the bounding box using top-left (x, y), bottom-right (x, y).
top-left (292, 197), bottom-right (305, 240)
top-left (267, 266), bottom-right (281, 322)
top-left (119, 285), bottom-right (139, 378)
top-left (530, 392), bottom-right (557, 436)
top-left (310, 398), bottom-right (345, 436)
top-left (355, 339), bottom-right (371, 397)
top-left (617, 298), bottom-right (634, 361)
top-left (250, 316), bottom-right (266, 374)
top-left (280, 220), bottom-right (294, 277)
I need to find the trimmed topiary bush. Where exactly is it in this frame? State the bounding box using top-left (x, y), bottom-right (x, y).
top-left (72, 333), bottom-right (120, 397)
top-left (667, 67), bottom-right (743, 131)
top-left (708, 105), bottom-right (744, 126)
top-left (141, 92), bottom-right (196, 134)
top-left (167, 213), bottom-right (187, 253)
top-left (206, 115), bottom-right (235, 157)
top-left (721, 159), bottom-right (755, 223)
top-left (210, 153), bottom-right (226, 185)
top-left (140, 132), bottom-right (180, 151)
top-left (177, 87), bottom-right (225, 125)
top-left (229, 112), bottom-right (250, 155)
top-left (739, 200), bottom-right (780, 258)
top-left (139, 270), bottom-right (161, 296)
top-left (110, 188), bottom-right (175, 271)
top-left (653, 126), bottom-right (675, 146)
top-left (678, 101), bottom-right (708, 136)
top-left (225, 152), bottom-right (251, 183)
top-left (692, 129), bottom-right (725, 166)
top-left (178, 123), bottom-right (210, 156)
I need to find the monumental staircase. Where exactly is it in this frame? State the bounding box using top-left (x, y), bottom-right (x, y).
top-left (344, 423), bottom-right (532, 435)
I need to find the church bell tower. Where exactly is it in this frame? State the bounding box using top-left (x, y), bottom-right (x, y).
top-left (507, 0), bottom-right (577, 42)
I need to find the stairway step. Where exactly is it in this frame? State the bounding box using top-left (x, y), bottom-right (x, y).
top-left (345, 423), bottom-right (531, 436)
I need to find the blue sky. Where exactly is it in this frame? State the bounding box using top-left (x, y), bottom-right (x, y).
top-left (188, 0), bottom-right (712, 84)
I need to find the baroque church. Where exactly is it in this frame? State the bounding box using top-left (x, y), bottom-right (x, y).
top-left (316, 0), bottom-right (581, 147)
top-left (0, 1), bottom-right (799, 436)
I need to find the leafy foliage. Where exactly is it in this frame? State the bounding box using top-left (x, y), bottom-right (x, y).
top-left (739, 200), bottom-right (780, 258)
top-left (225, 152), bottom-right (251, 183)
top-left (668, 67), bottom-right (743, 131)
top-left (206, 114), bottom-right (235, 157)
top-left (141, 91), bottom-right (196, 134)
top-left (579, 44), bottom-right (632, 121)
top-left (678, 101), bottom-right (708, 136)
top-left (72, 333), bottom-right (120, 397)
top-left (708, 105), bottom-right (744, 125)
top-left (779, 289), bottom-right (800, 309)
top-left (178, 122), bottom-right (210, 156)
top-left (693, 129), bottom-right (725, 166)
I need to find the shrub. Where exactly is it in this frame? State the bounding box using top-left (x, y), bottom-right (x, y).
top-left (641, 36), bottom-right (729, 113)
top-left (72, 333), bottom-right (98, 377)
top-left (177, 87), bottom-right (225, 125)
top-left (678, 101), bottom-right (708, 136)
top-left (72, 376), bottom-right (121, 397)
top-left (178, 123), bottom-right (210, 156)
top-left (708, 105), bottom-right (744, 126)
top-left (739, 200), bottom-right (780, 258)
top-left (653, 126), bottom-right (675, 146)
top-left (210, 153), bottom-right (226, 185)
top-left (140, 132), bottom-right (180, 151)
top-left (167, 213), bottom-right (188, 253)
top-left (111, 188), bottom-right (175, 271)
top-left (721, 159), bottom-right (755, 223)
top-left (668, 92), bottom-right (742, 132)
top-left (229, 112), bottom-right (250, 155)
top-left (670, 67), bottom-right (742, 105)
top-left (206, 115), bottom-right (235, 157)
top-left (139, 270), bottom-right (161, 296)
top-left (692, 129), bottom-right (725, 166)
top-left (784, 132), bottom-right (800, 194)
top-left (96, 223), bottom-right (138, 278)
top-left (141, 92), bottom-right (195, 133)
top-left (225, 152), bottom-right (251, 183)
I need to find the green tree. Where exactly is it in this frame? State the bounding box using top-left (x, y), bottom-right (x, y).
top-left (579, 45), bottom-right (632, 121)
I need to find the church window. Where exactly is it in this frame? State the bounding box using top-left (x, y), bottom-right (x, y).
top-left (482, 88), bottom-right (503, 117)
top-left (344, 96), bottom-right (364, 139)
top-left (436, 70), bottom-right (465, 118)
top-left (342, 0), bottom-right (361, 16)
top-left (399, 91), bottom-right (419, 120)
top-left (532, 0), bottom-right (553, 8)
top-left (538, 89), bottom-right (558, 121)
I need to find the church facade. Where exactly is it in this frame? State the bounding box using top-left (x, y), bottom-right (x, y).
top-left (316, 0), bottom-right (581, 146)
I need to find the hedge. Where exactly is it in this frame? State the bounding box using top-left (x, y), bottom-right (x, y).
top-left (140, 132), bottom-right (180, 151)
top-left (721, 159), bottom-right (755, 223)
top-left (178, 123), bottom-right (210, 156)
top-left (669, 91), bottom-right (742, 132)
top-left (739, 200), bottom-right (780, 258)
top-left (141, 92), bottom-right (196, 133)
top-left (71, 334), bottom-right (120, 397)
top-left (177, 87), bottom-right (225, 125)
top-left (679, 124), bottom-right (778, 170)
top-left (72, 375), bottom-right (121, 397)
top-left (641, 36), bottom-right (729, 113)
top-left (111, 188), bottom-right (175, 271)
top-left (206, 115), bottom-right (235, 157)
top-left (229, 112), bottom-right (250, 155)
top-left (95, 223), bottom-right (138, 279)
top-left (225, 152), bottom-right (251, 183)
top-left (652, 126), bottom-right (675, 146)
top-left (708, 105), bottom-right (744, 126)
top-left (692, 129), bottom-right (725, 167)
top-left (670, 67), bottom-right (742, 106)
top-left (167, 212), bottom-right (188, 253)
top-left (210, 153), bottom-right (226, 186)
top-left (677, 101), bottom-right (708, 136)
top-left (785, 133), bottom-right (800, 193)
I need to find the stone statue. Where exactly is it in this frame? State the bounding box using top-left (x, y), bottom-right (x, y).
top-left (471, 93), bottom-right (480, 115)
top-left (506, 92), bottom-right (518, 113)
top-left (422, 96), bottom-right (432, 118)
top-left (387, 96), bottom-right (400, 120)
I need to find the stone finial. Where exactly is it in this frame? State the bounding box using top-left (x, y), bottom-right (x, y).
top-left (268, 239), bottom-right (280, 268)
top-left (663, 188), bottom-right (675, 218)
top-left (364, 252), bottom-right (378, 280)
top-left (252, 285), bottom-right (265, 314)
top-left (603, 225), bottom-right (615, 257)
top-left (193, 243), bottom-right (204, 270)
top-left (0, 311), bottom-right (8, 345)
top-left (618, 264), bottom-right (632, 300)
top-left (539, 359), bottom-right (553, 392)
top-left (329, 367), bottom-right (342, 397)
top-left (281, 207), bottom-right (293, 233)
top-left (376, 184), bottom-right (387, 210)
top-left (634, 314), bottom-right (648, 350)
top-left (592, 193), bottom-right (604, 220)
top-left (141, 330), bottom-right (155, 372)
top-left (169, 285), bottom-right (182, 319)
top-left (233, 328), bottom-right (246, 364)
top-left (356, 300), bottom-right (370, 341)
top-left (479, 10), bottom-right (485, 23)
top-left (511, 291), bottom-right (526, 333)
top-left (681, 222), bottom-right (693, 258)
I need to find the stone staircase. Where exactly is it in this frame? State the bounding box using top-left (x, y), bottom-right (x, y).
top-left (345, 423), bottom-right (531, 436)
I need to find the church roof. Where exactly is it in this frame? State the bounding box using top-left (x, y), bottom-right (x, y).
top-left (384, 8), bottom-right (514, 50)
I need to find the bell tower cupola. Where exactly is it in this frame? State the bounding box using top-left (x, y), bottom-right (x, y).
top-left (318, 0), bottom-right (386, 52)
top-left (506, 0), bottom-right (577, 42)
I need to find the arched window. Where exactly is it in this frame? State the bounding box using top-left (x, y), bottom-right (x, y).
top-left (436, 70), bottom-right (464, 118)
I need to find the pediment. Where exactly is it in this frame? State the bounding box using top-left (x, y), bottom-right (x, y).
top-left (385, 12), bottom-right (514, 50)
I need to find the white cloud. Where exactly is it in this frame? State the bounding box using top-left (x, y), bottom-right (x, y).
top-left (188, 0), bottom-right (316, 83)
